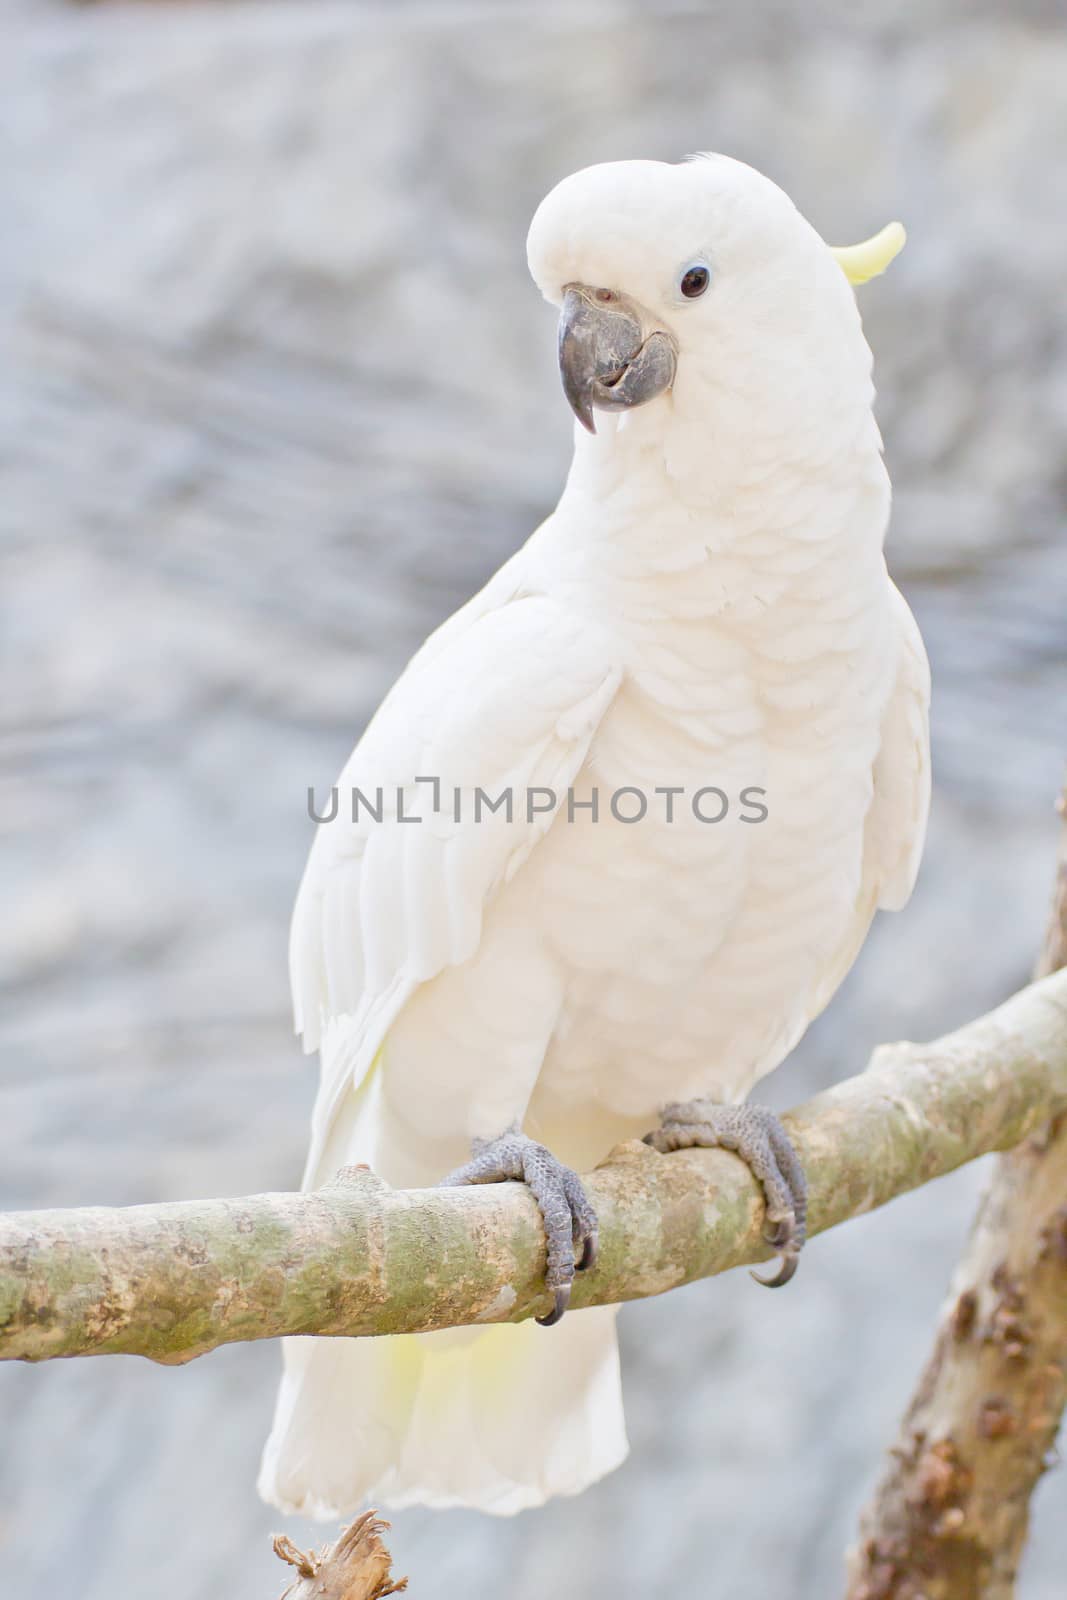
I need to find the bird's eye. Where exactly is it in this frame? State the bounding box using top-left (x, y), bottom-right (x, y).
top-left (680, 264), bottom-right (710, 299)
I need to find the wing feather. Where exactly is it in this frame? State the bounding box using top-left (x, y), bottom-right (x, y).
top-left (291, 590), bottom-right (622, 1056)
top-left (805, 581), bottom-right (930, 1020)
top-left (866, 582), bottom-right (931, 911)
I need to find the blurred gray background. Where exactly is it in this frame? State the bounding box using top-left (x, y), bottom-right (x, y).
top-left (2, 2), bottom-right (1065, 1596)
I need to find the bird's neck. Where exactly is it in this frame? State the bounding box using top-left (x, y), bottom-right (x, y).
top-left (555, 383), bottom-right (888, 580)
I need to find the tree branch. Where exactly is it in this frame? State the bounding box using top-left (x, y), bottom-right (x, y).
top-left (847, 786), bottom-right (1067, 1600)
top-left (2, 969), bottom-right (1067, 1367)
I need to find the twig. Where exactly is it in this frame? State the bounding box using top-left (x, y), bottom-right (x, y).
top-left (2, 968), bottom-right (1067, 1365)
top-left (847, 781), bottom-right (1067, 1600)
top-left (273, 1511), bottom-right (407, 1599)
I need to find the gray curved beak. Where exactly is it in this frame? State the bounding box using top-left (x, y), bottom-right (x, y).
top-left (557, 285), bottom-right (677, 434)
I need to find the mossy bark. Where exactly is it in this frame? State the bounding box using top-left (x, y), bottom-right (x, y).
top-left (2, 968), bottom-right (1067, 1366)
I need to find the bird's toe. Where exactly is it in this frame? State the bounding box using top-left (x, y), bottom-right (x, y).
top-left (644, 1099), bottom-right (808, 1287)
top-left (438, 1130), bottom-right (598, 1326)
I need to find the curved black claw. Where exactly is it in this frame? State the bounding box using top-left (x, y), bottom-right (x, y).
top-left (644, 1099), bottom-right (808, 1287)
top-left (750, 1255), bottom-right (798, 1289)
top-left (750, 1209), bottom-right (800, 1287)
top-left (537, 1284), bottom-right (571, 1328)
top-left (438, 1129), bottom-right (598, 1327)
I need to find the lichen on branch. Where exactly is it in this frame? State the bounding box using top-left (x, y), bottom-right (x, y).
top-left (2, 967), bottom-right (1066, 1367)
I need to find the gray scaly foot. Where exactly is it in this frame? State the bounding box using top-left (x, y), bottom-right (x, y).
top-left (644, 1100), bottom-right (808, 1286)
top-left (438, 1129), bottom-right (599, 1326)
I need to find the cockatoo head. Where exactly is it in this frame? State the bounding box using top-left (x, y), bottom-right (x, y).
top-left (527, 155), bottom-right (903, 439)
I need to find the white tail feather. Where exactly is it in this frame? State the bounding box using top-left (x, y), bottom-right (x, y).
top-left (258, 1307), bottom-right (627, 1518)
top-left (259, 1020), bottom-right (628, 1517)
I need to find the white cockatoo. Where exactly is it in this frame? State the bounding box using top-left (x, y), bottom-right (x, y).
top-left (259, 154), bottom-right (930, 1518)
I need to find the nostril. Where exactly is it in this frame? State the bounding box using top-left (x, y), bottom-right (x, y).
top-left (594, 287), bottom-right (617, 304)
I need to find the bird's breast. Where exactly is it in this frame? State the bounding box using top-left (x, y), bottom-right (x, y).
top-left (523, 583), bottom-right (893, 1122)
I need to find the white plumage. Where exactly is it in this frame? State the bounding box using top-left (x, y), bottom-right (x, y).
top-left (259, 154), bottom-right (930, 1518)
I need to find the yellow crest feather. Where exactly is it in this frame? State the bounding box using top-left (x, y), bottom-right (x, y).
top-left (830, 221), bottom-right (906, 286)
